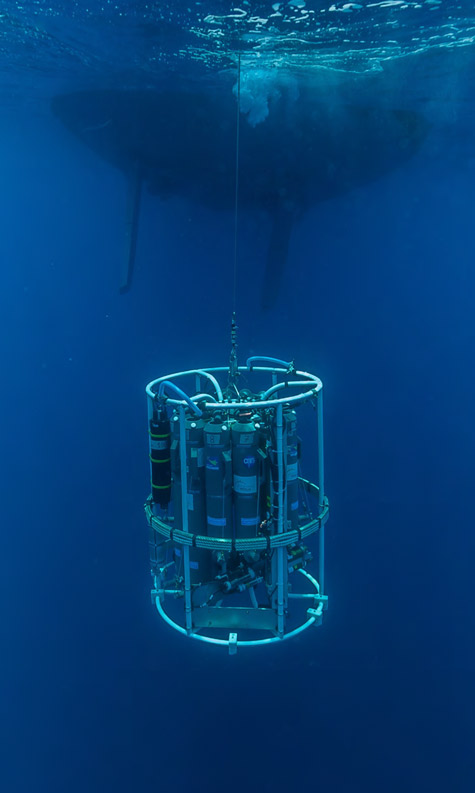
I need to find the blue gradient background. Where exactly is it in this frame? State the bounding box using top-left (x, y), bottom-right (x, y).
top-left (1, 59), bottom-right (474, 792)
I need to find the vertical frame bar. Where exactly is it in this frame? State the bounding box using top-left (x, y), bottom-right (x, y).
top-left (147, 395), bottom-right (154, 510)
top-left (317, 389), bottom-right (325, 597)
top-left (276, 402), bottom-right (285, 637)
top-left (179, 404), bottom-right (193, 633)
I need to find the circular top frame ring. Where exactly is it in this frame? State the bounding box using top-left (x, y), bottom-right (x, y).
top-left (146, 365), bottom-right (322, 411)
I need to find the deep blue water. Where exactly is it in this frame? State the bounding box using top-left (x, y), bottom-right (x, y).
top-left (2, 2), bottom-right (475, 792)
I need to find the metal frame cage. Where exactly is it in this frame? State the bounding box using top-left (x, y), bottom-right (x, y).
top-left (144, 356), bottom-right (329, 653)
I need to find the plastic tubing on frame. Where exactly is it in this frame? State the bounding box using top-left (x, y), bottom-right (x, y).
top-left (193, 370), bottom-right (224, 402)
top-left (146, 368), bottom-right (322, 413)
top-left (262, 380), bottom-right (319, 400)
top-left (158, 381), bottom-right (202, 417)
top-left (246, 356), bottom-right (292, 370)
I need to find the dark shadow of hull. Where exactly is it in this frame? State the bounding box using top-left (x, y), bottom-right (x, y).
top-left (52, 89), bottom-right (429, 307)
